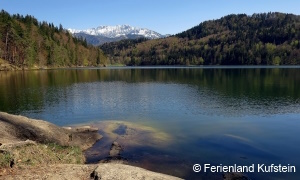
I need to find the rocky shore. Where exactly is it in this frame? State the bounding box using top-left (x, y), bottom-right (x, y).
top-left (0, 112), bottom-right (182, 180)
top-left (0, 112), bottom-right (102, 150)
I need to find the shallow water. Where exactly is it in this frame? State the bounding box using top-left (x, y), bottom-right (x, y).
top-left (1, 66), bottom-right (300, 179)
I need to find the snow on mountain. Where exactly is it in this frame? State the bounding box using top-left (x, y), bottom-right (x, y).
top-left (68, 25), bottom-right (163, 39)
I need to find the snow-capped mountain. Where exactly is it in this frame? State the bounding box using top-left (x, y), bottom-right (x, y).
top-left (68, 25), bottom-right (162, 39)
top-left (68, 25), bottom-right (166, 45)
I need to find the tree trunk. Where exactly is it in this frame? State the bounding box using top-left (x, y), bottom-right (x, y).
top-left (5, 31), bottom-right (9, 60)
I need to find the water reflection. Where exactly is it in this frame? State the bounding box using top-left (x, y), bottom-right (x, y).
top-left (0, 67), bottom-right (299, 118)
top-left (0, 67), bottom-right (300, 179)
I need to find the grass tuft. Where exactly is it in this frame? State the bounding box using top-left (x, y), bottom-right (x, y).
top-left (0, 143), bottom-right (84, 169)
top-left (0, 151), bottom-right (13, 168)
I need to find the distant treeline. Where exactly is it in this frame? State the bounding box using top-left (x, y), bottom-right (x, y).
top-left (101, 12), bottom-right (300, 65)
top-left (0, 10), bottom-right (106, 67)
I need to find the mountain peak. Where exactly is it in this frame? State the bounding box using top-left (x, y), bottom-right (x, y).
top-left (68, 25), bottom-right (163, 39)
top-left (67, 25), bottom-right (167, 45)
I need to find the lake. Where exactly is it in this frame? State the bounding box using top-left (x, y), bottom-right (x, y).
top-left (0, 66), bottom-right (300, 179)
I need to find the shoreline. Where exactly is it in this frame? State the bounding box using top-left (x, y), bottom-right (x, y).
top-left (0, 112), bottom-right (182, 180)
top-left (2, 58), bottom-right (300, 72)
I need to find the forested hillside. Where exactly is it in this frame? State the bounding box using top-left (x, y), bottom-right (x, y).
top-left (0, 10), bottom-right (106, 68)
top-left (101, 12), bottom-right (300, 65)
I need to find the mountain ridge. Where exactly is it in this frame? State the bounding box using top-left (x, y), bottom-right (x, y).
top-left (68, 25), bottom-right (166, 45)
top-left (100, 12), bottom-right (300, 65)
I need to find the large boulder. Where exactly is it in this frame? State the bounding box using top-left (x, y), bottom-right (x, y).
top-left (91, 163), bottom-right (183, 180)
top-left (0, 112), bottom-right (102, 150)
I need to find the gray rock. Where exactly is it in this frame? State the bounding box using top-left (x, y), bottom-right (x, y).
top-left (109, 141), bottom-right (123, 157)
top-left (91, 163), bottom-right (183, 180)
top-left (0, 112), bottom-right (102, 150)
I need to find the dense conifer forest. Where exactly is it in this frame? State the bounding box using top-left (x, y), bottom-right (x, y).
top-left (1, 11), bottom-right (299, 67)
top-left (0, 10), bottom-right (106, 68)
top-left (101, 13), bottom-right (300, 65)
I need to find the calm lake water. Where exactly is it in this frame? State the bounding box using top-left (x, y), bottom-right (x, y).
top-left (0, 66), bottom-right (300, 179)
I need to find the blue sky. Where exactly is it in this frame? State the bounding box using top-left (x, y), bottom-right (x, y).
top-left (1, 0), bottom-right (299, 35)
